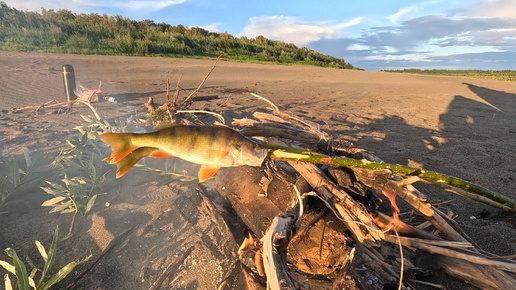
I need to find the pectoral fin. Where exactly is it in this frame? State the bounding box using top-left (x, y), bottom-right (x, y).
top-left (198, 166), bottom-right (220, 182)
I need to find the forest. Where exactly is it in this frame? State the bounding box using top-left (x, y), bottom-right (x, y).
top-left (0, 2), bottom-right (356, 69)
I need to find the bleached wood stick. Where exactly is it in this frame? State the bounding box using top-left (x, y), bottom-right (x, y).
top-left (262, 213), bottom-right (297, 290)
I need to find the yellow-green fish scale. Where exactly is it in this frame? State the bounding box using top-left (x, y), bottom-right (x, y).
top-left (130, 125), bottom-right (255, 167)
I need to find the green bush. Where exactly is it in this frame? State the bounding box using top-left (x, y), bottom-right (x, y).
top-left (0, 3), bottom-right (358, 69)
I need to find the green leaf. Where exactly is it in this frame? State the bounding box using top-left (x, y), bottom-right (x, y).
top-left (40, 187), bottom-right (60, 197)
top-left (41, 196), bottom-right (67, 207)
top-left (25, 256), bottom-right (39, 277)
top-left (35, 240), bottom-right (48, 262)
top-left (5, 248), bottom-right (30, 290)
top-left (84, 194), bottom-right (97, 214)
top-left (48, 200), bottom-right (73, 214)
top-left (38, 252), bottom-right (92, 290)
top-left (40, 226), bottom-right (59, 283)
top-left (80, 133), bottom-right (89, 146)
top-left (44, 181), bottom-right (67, 193)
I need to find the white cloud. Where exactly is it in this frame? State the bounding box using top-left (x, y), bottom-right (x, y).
top-left (3, 0), bottom-right (186, 14)
top-left (464, 0), bottom-right (516, 19)
top-left (388, 6), bottom-right (416, 23)
top-left (122, 0), bottom-right (186, 12)
top-left (240, 15), bottom-right (362, 46)
top-left (3, 0), bottom-right (83, 12)
top-left (309, 0), bottom-right (516, 70)
top-left (196, 23), bottom-right (221, 33)
top-left (348, 44), bottom-right (370, 51)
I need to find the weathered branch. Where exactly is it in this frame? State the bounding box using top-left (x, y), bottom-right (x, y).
top-left (264, 144), bottom-right (516, 211)
top-left (262, 211), bottom-right (298, 290)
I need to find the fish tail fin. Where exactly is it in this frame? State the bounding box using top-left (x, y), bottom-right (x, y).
top-left (113, 147), bottom-right (157, 178)
top-left (100, 133), bottom-right (138, 164)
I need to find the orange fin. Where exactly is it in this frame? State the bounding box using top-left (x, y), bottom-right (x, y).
top-left (148, 149), bottom-right (174, 158)
top-left (114, 147), bottom-right (157, 178)
top-left (100, 132), bottom-right (138, 164)
top-left (198, 166), bottom-right (220, 182)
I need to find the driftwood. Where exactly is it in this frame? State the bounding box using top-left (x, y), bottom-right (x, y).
top-left (261, 209), bottom-right (298, 289)
top-left (144, 56), bottom-right (223, 124)
top-left (232, 94), bottom-right (516, 289)
top-left (235, 113), bottom-right (381, 163)
top-left (13, 99), bottom-right (101, 120)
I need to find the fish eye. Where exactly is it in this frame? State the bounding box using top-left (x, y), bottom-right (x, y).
top-left (234, 144), bottom-right (242, 150)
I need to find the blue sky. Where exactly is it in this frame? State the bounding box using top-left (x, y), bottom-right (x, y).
top-left (5, 0), bottom-right (516, 70)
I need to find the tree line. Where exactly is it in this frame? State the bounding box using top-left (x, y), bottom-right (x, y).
top-left (384, 69), bottom-right (516, 82)
top-left (0, 2), bottom-right (357, 69)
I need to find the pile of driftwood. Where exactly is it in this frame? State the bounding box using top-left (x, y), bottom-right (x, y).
top-left (226, 98), bottom-right (516, 289)
top-left (132, 58), bottom-right (516, 289)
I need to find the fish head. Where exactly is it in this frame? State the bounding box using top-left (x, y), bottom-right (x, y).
top-left (229, 140), bottom-right (268, 167)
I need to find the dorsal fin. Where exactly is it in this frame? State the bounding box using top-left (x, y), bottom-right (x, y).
top-left (152, 122), bottom-right (182, 131)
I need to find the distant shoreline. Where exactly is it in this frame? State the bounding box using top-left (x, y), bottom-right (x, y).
top-left (384, 68), bottom-right (516, 82)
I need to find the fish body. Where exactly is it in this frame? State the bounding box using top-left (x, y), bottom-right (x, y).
top-left (100, 124), bottom-right (268, 181)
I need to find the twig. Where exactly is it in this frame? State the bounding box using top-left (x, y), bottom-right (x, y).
top-left (180, 56), bottom-right (221, 106)
top-left (393, 226), bottom-right (404, 290)
top-left (172, 74), bottom-right (182, 108)
top-left (14, 99), bottom-right (102, 121)
top-left (13, 101), bottom-right (69, 112)
top-left (190, 95), bottom-right (219, 102)
top-left (383, 235), bottom-right (516, 273)
top-left (250, 93), bottom-right (279, 111)
top-left (166, 78), bottom-right (171, 102)
top-left (422, 177), bottom-right (512, 211)
top-left (77, 100), bottom-right (101, 120)
top-left (35, 99), bottom-right (61, 113)
top-left (214, 95), bottom-right (231, 111)
top-left (408, 279), bottom-right (446, 289)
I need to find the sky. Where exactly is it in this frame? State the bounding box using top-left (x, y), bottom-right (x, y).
top-left (4, 0), bottom-right (516, 71)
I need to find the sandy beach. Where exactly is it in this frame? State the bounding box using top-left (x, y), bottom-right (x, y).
top-left (1, 51), bottom-right (515, 289)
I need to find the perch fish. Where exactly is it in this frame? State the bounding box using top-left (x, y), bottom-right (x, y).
top-left (100, 124), bottom-right (268, 182)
